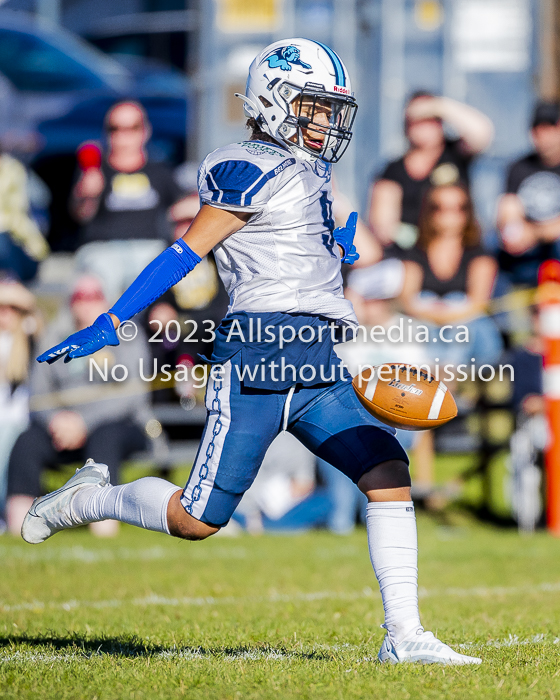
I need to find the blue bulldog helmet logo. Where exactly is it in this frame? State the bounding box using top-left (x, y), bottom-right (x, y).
top-left (261, 45), bottom-right (312, 72)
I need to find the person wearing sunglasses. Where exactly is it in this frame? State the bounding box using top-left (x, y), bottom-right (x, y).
top-left (400, 183), bottom-right (501, 370)
top-left (399, 183), bottom-right (502, 501)
top-left (71, 101), bottom-right (184, 304)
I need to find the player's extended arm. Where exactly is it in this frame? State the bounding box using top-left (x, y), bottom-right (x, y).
top-left (37, 205), bottom-right (251, 364)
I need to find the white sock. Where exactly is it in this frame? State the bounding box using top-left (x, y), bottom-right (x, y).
top-left (72, 477), bottom-right (180, 535)
top-left (366, 501), bottom-right (421, 645)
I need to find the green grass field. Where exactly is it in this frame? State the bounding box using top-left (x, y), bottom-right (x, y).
top-left (3, 508), bottom-right (560, 699)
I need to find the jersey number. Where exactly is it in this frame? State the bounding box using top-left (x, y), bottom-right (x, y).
top-left (320, 191), bottom-right (336, 258)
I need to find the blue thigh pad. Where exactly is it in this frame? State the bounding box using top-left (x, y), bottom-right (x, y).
top-left (287, 380), bottom-right (409, 484)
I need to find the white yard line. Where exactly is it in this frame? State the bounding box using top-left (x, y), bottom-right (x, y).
top-left (1, 636), bottom-right (560, 664)
top-left (3, 580), bottom-right (560, 614)
top-left (0, 544), bottom-right (249, 563)
top-left (1, 589), bottom-right (375, 613)
top-left (459, 634), bottom-right (560, 650)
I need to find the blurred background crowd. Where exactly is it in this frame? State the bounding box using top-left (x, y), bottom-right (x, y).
top-left (0, 0), bottom-right (557, 537)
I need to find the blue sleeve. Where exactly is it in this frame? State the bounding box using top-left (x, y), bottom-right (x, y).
top-left (109, 238), bottom-right (201, 322)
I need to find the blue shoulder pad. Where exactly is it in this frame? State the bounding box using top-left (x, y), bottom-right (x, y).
top-left (205, 158), bottom-right (295, 208)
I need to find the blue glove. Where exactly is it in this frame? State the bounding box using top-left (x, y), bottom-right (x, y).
top-left (37, 240), bottom-right (201, 366)
top-left (37, 312), bottom-right (119, 364)
top-left (333, 212), bottom-right (360, 265)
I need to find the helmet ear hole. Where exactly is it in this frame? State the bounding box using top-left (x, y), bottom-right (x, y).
top-left (258, 95), bottom-right (273, 108)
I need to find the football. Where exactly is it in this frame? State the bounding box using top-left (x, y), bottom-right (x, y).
top-left (352, 363), bottom-right (457, 430)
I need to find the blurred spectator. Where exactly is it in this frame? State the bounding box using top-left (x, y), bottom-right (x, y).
top-left (400, 183), bottom-right (502, 369)
top-left (507, 307), bottom-right (546, 530)
top-left (71, 101), bottom-right (183, 304)
top-left (0, 277), bottom-right (40, 527)
top-left (369, 92), bottom-right (493, 256)
top-left (0, 151), bottom-right (49, 282)
top-left (497, 101), bottom-right (560, 287)
top-left (5, 274), bottom-right (151, 537)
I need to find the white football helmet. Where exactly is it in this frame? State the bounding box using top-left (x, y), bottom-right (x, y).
top-left (237, 38), bottom-right (357, 163)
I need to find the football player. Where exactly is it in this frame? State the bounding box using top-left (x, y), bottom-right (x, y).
top-left (23, 39), bottom-right (479, 665)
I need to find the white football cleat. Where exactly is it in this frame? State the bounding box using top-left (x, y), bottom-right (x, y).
top-left (378, 627), bottom-right (481, 665)
top-left (21, 459), bottom-right (110, 544)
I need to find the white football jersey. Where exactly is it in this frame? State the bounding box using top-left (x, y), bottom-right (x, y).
top-left (198, 140), bottom-right (358, 327)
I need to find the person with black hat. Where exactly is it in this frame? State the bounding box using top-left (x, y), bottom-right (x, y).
top-left (497, 100), bottom-right (560, 286)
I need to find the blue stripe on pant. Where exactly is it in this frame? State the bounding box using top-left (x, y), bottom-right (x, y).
top-left (180, 358), bottom-right (409, 527)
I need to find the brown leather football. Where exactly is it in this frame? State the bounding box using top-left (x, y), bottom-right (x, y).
top-left (352, 363), bottom-right (457, 430)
